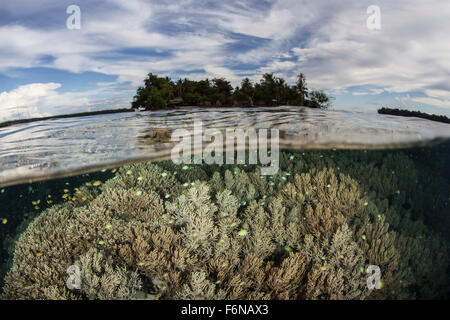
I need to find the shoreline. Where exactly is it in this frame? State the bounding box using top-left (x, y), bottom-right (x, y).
top-left (378, 107), bottom-right (450, 124)
top-left (0, 105), bottom-right (307, 129)
top-left (0, 108), bottom-right (135, 129)
top-left (2, 106), bottom-right (449, 129)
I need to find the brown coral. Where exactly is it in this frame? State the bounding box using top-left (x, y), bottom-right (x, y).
top-left (1, 151), bottom-right (448, 300)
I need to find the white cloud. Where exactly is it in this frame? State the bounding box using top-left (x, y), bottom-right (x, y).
top-left (0, 82), bottom-right (132, 122)
top-left (285, 0), bottom-right (450, 109)
top-left (0, 0), bottom-right (449, 117)
top-left (0, 83), bottom-right (62, 121)
top-left (411, 97), bottom-right (450, 109)
top-left (352, 89), bottom-right (385, 96)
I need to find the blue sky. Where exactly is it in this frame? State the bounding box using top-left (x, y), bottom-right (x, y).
top-left (0, 0), bottom-right (449, 121)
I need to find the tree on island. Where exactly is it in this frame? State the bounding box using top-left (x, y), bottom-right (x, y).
top-left (296, 73), bottom-right (308, 106)
top-left (131, 72), bottom-right (333, 110)
top-left (309, 90), bottom-right (333, 109)
top-left (378, 107), bottom-right (450, 124)
top-left (236, 78), bottom-right (255, 106)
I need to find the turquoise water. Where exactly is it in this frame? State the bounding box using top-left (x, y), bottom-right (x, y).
top-left (0, 107), bottom-right (449, 300)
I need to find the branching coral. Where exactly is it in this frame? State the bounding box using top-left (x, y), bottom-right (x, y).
top-left (239, 200), bottom-right (277, 259)
top-left (102, 162), bottom-right (182, 199)
top-left (175, 270), bottom-right (226, 300)
top-left (275, 168), bottom-right (363, 240)
top-left (294, 224), bottom-right (369, 300)
top-left (79, 248), bottom-right (142, 300)
top-left (118, 224), bottom-right (200, 299)
top-left (92, 187), bottom-right (165, 225)
top-left (209, 167), bottom-right (275, 203)
top-left (166, 182), bottom-right (220, 257)
top-left (280, 168), bottom-right (363, 218)
top-left (204, 251), bottom-right (310, 300)
top-left (1, 149), bottom-right (448, 300)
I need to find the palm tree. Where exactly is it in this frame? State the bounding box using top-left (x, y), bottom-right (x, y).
top-left (240, 78), bottom-right (255, 105)
top-left (260, 73), bottom-right (277, 105)
top-left (175, 79), bottom-right (183, 98)
top-left (296, 73), bottom-right (308, 106)
top-left (276, 77), bottom-right (291, 104)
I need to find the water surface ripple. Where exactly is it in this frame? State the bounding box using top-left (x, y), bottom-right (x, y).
top-left (1, 106), bottom-right (449, 187)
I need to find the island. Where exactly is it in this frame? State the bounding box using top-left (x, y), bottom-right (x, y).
top-left (0, 72), bottom-right (333, 129)
top-left (131, 72), bottom-right (333, 110)
top-left (378, 107), bottom-right (450, 124)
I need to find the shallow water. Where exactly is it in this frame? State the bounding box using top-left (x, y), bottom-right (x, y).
top-left (0, 107), bottom-right (449, 300)
top-left (1, 107), bottom-right (450, 188)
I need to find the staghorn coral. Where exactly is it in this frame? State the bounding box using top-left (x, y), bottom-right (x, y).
top-left (209, 167), bottom-right (276, 203)
top-left (92, 187), bottom-right (165, 225)
top-left (299, 225), bottom-right (369, 300)
top-left (1, 204), bottom-right (81, 300)
top-left (279, 168), bottom-right (363, 218)
top-left (1, 184), bottom-right (168, 299)
top-left (1, 149), bottom-right (448, 300)
top-left (166, 182), bottom-right (220, 258)
top-left (78, 248), bottom-right (142, 300)
top-left (204, 251), bottom-right (310, 300)
top-left (118, 223), bottom-right (201, 299)
top-left (275, 168), bottom-right (363, 239)
top-left (213, 189), bottom-right (243, 257)
top-left (175, 270), bottom-right (226, 300)
top-left (239, 200), bottom-right (277, 259)
top-left (102, 162), bottom-right (182, 199)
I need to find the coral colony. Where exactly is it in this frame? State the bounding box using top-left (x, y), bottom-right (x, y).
top-left (1, 149), bottom-right (447, 300)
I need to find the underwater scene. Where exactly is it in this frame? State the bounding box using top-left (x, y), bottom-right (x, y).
top-left (0, 108), bottom-right (449, 300)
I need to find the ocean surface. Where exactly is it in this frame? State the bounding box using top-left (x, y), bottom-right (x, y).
top-left (0, 106), bottom-right (449, 300)
top-left (1, 106), bottom-right (450, 188)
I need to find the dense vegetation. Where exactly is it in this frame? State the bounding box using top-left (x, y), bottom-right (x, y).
top-left (131, 73), bottom-right (333, 110)
top-left (378, 107), bottom-right (450, 124)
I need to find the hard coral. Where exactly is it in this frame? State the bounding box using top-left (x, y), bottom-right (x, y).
top-left (1, 150), bottom-right (448, 300)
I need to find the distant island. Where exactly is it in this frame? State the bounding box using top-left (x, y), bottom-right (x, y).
top-left (0, 108), bottom-right (134, 129)
top-left (131, 72), bottom-right (333, 110)
top-left (378, 107), bottom-right (450, 124)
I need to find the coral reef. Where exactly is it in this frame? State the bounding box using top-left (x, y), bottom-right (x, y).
top-left (78, 248), bottom-right (142, 300)
top-left (1, 149), bottom-right (448, 300)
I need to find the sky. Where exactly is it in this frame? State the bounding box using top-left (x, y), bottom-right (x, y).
top-left (0, 0), bottom-right (449, 122)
